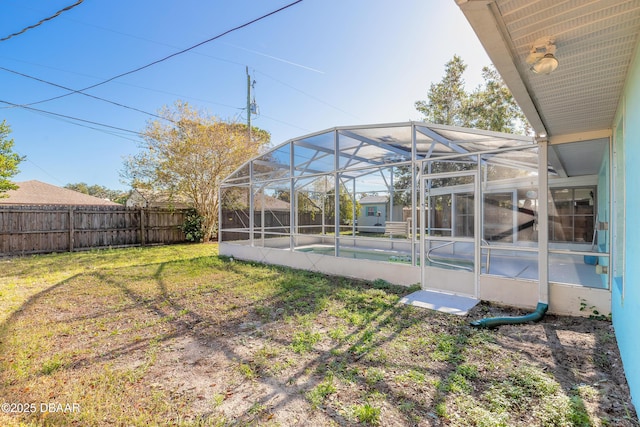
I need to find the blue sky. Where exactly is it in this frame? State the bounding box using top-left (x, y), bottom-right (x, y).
top-left (1, 0), bottom-right (491, 191)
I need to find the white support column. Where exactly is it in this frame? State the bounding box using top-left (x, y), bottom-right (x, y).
top-left (537, 139), bottom-right (549, 304)
top-left (289, 142), bottom-right (295, 251)
top-left (261, 187), bottom-right (265, 247)
top-left (419, 167), bottom-right (426, 289)
top-left (390, 167), bottom-right (394, 222)
top-left (411, 124), bottom-right (418, 266)
top-left (352, 179), bottom-right (357, 235)
top-left (218, 189), bottom-right (222, 244)
top-left (474, 154), bottom-right (482, 298)
top-left (608, 133), bottom-right (614, 294)
top-left (249, 161), bottom-right (255, 247)
top-left (322, 185), bottom-right (326, 235)
top-left (334, 130), bottom-right (340, 257)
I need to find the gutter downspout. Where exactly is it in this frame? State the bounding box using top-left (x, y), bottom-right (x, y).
top-left (470, 302), bottom-right (548, 328)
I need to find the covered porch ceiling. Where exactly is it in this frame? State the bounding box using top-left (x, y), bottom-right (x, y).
top-left (455, 0), bottom-right (640, 144)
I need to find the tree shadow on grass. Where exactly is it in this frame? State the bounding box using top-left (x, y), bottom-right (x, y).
top-left (0, 254), bottom-right (636, 426)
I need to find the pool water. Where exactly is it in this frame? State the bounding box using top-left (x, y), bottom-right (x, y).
top-left (297, 246), bottom-right (403, 262)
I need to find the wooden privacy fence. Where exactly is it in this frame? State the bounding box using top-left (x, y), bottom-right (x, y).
top-left (220, 209), bottom-right (325, 241)
top-left (0, 205), bottom-right (188, 256)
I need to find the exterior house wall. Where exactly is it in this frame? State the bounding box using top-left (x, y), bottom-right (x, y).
top-left (357, 201), bottom-right (404, 233)
top-left (613, 40), bottom-right (640, 406)
top-left (357, 202), bottom-right (387, 233)
top-left (125, 190), bottom-right (147, 208)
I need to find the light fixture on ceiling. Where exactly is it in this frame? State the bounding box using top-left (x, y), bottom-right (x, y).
top-left (526, 37), bottom-right (559, 74)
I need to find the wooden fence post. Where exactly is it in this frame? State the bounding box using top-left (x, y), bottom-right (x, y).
top-left (68, 207), bottom-right (74, 252)
top-left (0, 205), bottom-right (187, 256)
top-left (140, 208), bottom-right (146, 246)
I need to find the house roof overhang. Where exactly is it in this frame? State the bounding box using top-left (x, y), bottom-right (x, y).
top-left (455, 0), bottom-right (640, 142)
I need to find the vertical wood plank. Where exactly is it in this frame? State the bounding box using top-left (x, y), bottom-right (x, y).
top-left (69, 207), bottom-right (74, 252)
top-left (140, 208), bottom-right (146, 246)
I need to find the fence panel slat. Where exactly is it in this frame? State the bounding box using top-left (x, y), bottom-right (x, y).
top-left (0, 205), bottom-right (188, 256)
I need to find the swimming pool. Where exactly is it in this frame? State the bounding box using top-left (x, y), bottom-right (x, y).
top-left (297, 246), bottom-right (407, 262)
top-left (296, 245), bottom-right (471, 270)
top-left (296, 244), bottom-right (606, 288)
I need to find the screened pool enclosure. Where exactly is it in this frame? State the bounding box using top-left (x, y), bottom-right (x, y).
top-left (220, 122), bottom-right (612, 316)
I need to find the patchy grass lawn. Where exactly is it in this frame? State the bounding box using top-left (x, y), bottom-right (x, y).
top-left (0, 243), bottom-right (637, 426)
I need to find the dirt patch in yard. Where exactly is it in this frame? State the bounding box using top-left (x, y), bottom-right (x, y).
top-left (138, 303), bottom-right (637, 426)
top-left (0, 247), bottom-right (637, 426)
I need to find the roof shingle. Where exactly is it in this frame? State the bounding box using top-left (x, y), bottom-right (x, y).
top-left (0, 180), bottom-right (121, 206)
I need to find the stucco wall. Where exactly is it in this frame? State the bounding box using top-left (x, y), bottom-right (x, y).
top-left (613, 40), bottom-right (640, 407)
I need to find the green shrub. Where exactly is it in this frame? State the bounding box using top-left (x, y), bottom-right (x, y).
top-left (180, 208), bottom-right (205, 242)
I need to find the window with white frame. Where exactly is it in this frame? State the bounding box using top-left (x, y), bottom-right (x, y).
top-left (548, 187), bottom-right (596, 243)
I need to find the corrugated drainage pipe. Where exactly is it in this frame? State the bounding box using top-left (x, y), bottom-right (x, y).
top-left (470, 302), bottom-right (549, 329)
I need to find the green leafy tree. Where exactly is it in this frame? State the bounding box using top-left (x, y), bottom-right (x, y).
top-left (411, 56), bottom-right (534, 236)
top-left (64, 182), bottom-right (129, 204)
top-left (463, 66), bottom-right (530, 134)
top-left (121, 101), bottom-right (270, 241)
top-left (415, 55), bottom-right (530, 134)
top-left (399, 56), bottom-right (532, 206)
top-left (0, 120), bottom-right (24, 197)
top-left (324, 185), bottom-right (359, 225)
top-left (415, 55), bottom-right (468, 126)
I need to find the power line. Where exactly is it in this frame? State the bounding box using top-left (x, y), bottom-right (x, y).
top-left (256, 70), bottom-right (363, 121)
top-left (0, 66), bottom-right (170, 122)
top-left (0, 98), bottom-right (142, 136)
top-left (28, 108), bottom-right (144, 144)
top-left (25, 0), bottom-right (304, 107)
top-left (2, 3), bottom-right (360, 126)
top-left (17, 150), bottom-right (66, 186)
top-left (1, 0), bottom-right (85, 43)
top-left (0, 55), bottom-right (243, 111)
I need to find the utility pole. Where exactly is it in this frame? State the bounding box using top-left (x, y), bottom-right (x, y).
top-left (246, 66), bottom-right (258, 144)
top-left (246, 66), bottom-right (252, 143)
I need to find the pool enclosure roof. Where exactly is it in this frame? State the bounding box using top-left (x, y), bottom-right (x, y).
top-left (222, 122), bottom-right (544, 184)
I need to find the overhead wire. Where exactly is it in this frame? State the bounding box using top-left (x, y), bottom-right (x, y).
top-left (1, 0), bottom-right (85, 43)
top-left (0, 56), bottom-right (243, 111)
top-left (4, 0), bottom-right (360, 131)
top-left (255, 69), bottom-right (363, 121)
top-left (3, 0), bottom-right (355, 146)
top-left (0, 98), bottom-right (142, 136)
top-left (24, 0), bottom-right (304, 107)
top-left (37, 13), bottom-right (346, 118)
top-left (1, 1), bottom-right (313, 187)
top-left (0, 66), bottom-right (171, 122)
top-left (0, 3), bottom-right (307, 139)
top-left (28, 108), bottom-right (144, 143)
top-left (15, 146), bottom-right (66, 186)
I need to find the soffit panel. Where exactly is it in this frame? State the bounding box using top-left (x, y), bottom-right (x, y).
top-left (486, 0), bottom-right (640, 137)
top-left (550, 138), bottom-right (608, 176)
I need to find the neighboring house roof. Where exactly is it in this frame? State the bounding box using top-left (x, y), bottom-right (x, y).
top-left (253, 194), bottom-right (291, 211)
top-left (222, 188), bottom-right (291, 211)
top-left (126, 188), bottom-right (289, 211)
top-left (359, 196), bottom-right (389, 204)
top-left (0, 180), bottom-right (120, 206)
